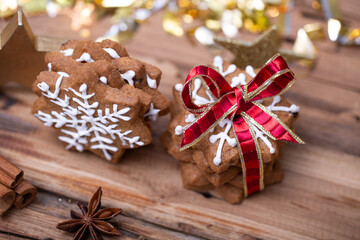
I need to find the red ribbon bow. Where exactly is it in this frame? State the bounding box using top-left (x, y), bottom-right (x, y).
top-left (179, 54), bottom-right (304, 196)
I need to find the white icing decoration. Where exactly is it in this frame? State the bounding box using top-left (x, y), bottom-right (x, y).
top-left (250, 122), bottom-right (275, 154)
top-left (146, 74), bottom-right (157, 89)
top-left (99, 76), bottom-right (107, 84)
top-left (266, 96), bottom-right (299, 114)
top-left (60, 48), bottom-right (74, 57)
top-left (175, 125), bottom-right (184, 135)
top-left (61, 48), bottom-right (121, 59)
top-left (34, 73), bottom-right (143, 161)
top-left (245, 65), bottom-right (256, 77)
top-left (48, 63), bottom-right (52, 72)
top-left (230, 64), bottom-right (255, 87)
top-left (76, 53), bottom-right (94, 63)
top-left (103, 48), bottom-right (120, 59)
top-left (144, 103), bottom-right (160, 121)
top-left (209, 119), bottom-right (237, 166)
top-left (213, 56), bottom-right (236, 76)
top-left (175, 113), bottom-right (196, 136)
top-left (175, 83), bottom-right (183, 92)
top-left (230, 73), bottom-right (246, 88)
top-left (185, 113), bottom-right (195, 123)
top-left (244, 96), bottom-right (299, 155)
top-left (120, 70), bottom-right (136, 86)
top-left (192, 78), bottom-right (215, 105)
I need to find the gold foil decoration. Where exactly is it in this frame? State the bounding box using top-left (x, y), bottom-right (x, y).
top-left (304, 23), bottom-right (325, 40)
top-left (0, 10), bottom-right (66, 88)
top-left (99, 0), bottom-right (136, 8)
top-left (54, 0), bottom-right (74, 7)
top-left (18, 0), bottom-right (47, 15)
top-left (311, 0), bottom-right (321, 10)
top-left (96, 17), bottom-right (138, 43)
top-left (205, 19), bottom-right (221, 31)
top-left (287, 28), bottom-right (317, 68)
top-left (214, 26), bottom-right (316, 69)
top-left (69, 0), bottom-right (95, 31)
top-left (163, 9), bottom-right (184, 37)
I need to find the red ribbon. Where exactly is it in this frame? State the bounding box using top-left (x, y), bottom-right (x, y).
top-left (179, 54), bottom-right (304, 196)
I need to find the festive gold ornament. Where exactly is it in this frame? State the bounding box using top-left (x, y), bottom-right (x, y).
top-left (69, 0), bottom-right (95, 31)
top-left (97, 0), bottom-right (136, 8)
top-left (0, 10), bottom-right (66, 88)
top-left (303, 22), bottom-right (325, 40)
top-left (287, 28), bottom-right (317, 68)
top-left (96, 17), bottom-right (138, 43)
top-left (214, 26), bottom-right (316, 69)
top-left (163, 8), bottom-right (184, 37)
top-left (328, 18), bottom-right (360, 46)
top-left (18, 0), bottom-right (47, 15)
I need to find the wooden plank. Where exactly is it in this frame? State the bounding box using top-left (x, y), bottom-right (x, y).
top-left (0, 68), bottom-right (359, 240)
top-left (0, 188), bottom-right (203, 240)
top-left (0, 3), bottom-right (359, 240)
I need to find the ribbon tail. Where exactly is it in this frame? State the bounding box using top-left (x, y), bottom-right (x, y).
top-left (247, 102), bottom-right (304, 144)
top-left (232, 115), bottom-right (264, 197)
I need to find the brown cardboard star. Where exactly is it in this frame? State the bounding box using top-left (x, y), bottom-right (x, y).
top-left (0, 10), bottom-right (66, 88)
top-left (214, 26), bottom-right (316, 69)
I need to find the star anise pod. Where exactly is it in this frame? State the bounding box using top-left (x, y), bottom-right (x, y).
top-left (57, 187), bottom-right (122, 240)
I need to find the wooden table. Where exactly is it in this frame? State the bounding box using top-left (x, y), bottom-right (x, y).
top-left (0, 1), bottom-right (359, 239)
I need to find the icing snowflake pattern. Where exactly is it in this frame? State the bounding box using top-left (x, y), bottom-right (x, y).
top-left (61, 47), bottom-right (160, 121)
top-left (174, 56), bottom-right (300, 166)
top-left (34, 72), bottom-right (144, 161)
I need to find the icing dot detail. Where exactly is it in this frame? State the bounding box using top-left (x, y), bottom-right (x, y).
top-left (185, 114), bottom-right (196, 123)
top-left (76, 53), bottom-right (94, 63)
top-left (60, 49), bottom-right (74, 56)
top-left (175, 83), bottom-right (183, 92)
top-left (245, 65), bottom-right (256, 77)
top-left (144, 103), bottom-right (160, 121)
top-left (99, 76), bottom-right (107, 84)
top-left (120, 70), bottom-right (136, 86)
top-left (103, 48), bottom-right (120, 59)
top-left (146, 75), bottom-right (157, 89)
top-left (175, 125), bottom-right (184, 135)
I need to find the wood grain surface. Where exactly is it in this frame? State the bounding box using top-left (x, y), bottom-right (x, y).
top-left (0, 0), bottom-right (359, 239)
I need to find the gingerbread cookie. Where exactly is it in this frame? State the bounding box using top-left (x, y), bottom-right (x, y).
top-left (32, 40), bottom-right (169, 163)
top-left (163, 56), bottom-right (300, 203)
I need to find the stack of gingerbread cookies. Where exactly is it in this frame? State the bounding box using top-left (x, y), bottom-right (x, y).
top-left (163, 56), bottom-right (300, 203)
top-left (32, 40), bottom-right (169, 163)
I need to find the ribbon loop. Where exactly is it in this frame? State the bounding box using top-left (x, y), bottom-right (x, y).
top-left (181, 66), bottom-right (233, 114)
top-left (246, 54), bottom-right (295, 101)
top-left (179, 54), bottom-right (303, 197)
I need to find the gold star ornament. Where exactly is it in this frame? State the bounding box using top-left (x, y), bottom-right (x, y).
top-left (214, 26), bottom-right (317, 69)
top-left (0, 10), bottom-right (66, 88)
